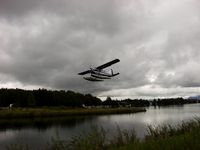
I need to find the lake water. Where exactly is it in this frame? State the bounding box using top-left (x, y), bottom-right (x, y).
top-left (0, 103), bottom-right (200, 149)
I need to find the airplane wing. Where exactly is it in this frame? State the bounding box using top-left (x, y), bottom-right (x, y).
top-left (78, 70), bottom-right (91, 75)
top-left (96, 59), bottom-right (120, 70)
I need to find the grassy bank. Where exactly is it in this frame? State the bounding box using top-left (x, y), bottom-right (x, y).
top-left (0, 107), bottom-right (146, 118)
top-left (49, 118), bottom-right (200, 150)
top-left (112, 119), bottom-right (200, 150)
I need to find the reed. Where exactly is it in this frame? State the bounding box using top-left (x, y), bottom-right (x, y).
top-left (112, 118), bottom-right (200, 150)
top-left (50, 125), bottom-right (137, 150)
top-left (49, 118), bottom-right (200, 150)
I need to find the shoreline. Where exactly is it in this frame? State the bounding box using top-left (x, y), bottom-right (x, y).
top-left (0, 107), bottom-right (146, 119)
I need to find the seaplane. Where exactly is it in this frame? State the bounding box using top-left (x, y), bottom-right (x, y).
top-left (78, 59), bottom-right (120, 81)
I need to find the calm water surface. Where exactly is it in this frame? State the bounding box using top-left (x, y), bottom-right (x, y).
top-left (0, 103), bottom-right (200, 149)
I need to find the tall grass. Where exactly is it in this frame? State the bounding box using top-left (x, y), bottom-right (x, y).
top-left (50, 125), bottom-right (137, 150)
top-left (114, 118), bottom-right (200, 150)
top-left (6, 144), bottom-right (29, 150)
top-left (147, 117), bottom-right (200, 138)
top-left (49, 118), bottom-right (200, 150)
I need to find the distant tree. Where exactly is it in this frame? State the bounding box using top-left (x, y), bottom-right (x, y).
top-left (106, 96), bottom-right (112, 101)
top-left (103, 97), bottom-right (119, 107)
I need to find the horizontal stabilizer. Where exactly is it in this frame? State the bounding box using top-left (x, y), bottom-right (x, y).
top-left (112, 73), bottom-right (120, 76)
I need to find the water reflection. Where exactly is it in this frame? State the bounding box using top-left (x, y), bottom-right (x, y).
top-left (0, 116), bottom-right (96, 131)
top-left (0, 103), bottom-right (199, 150)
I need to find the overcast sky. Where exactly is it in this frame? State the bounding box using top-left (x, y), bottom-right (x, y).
top-left (0, 0), bottom-right (200, 99)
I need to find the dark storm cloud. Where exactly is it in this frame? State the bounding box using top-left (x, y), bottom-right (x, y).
top-left (0, 0), bottom-right (123, 92)
top-left (0, 0), bottom-right (200, 98)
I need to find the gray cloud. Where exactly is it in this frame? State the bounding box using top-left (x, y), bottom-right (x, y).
top-left (0, 0), bottom-right (200, 98)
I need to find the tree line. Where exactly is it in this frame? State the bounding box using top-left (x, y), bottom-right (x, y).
top-left (151, 97), bottom-right (198, 106)
top-left (103, 97), bottom-right (198, 107)
top-left (0, 88), bottom-right (198, 107)
top-left (0, 88), bottom-right (101, 107)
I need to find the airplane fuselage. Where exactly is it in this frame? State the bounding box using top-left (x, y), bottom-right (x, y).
top-left (91, 69), bottom-right (113, 78)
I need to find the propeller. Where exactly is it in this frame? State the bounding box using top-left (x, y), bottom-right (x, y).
top-left (90, 67), bottom-right (94, 75)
